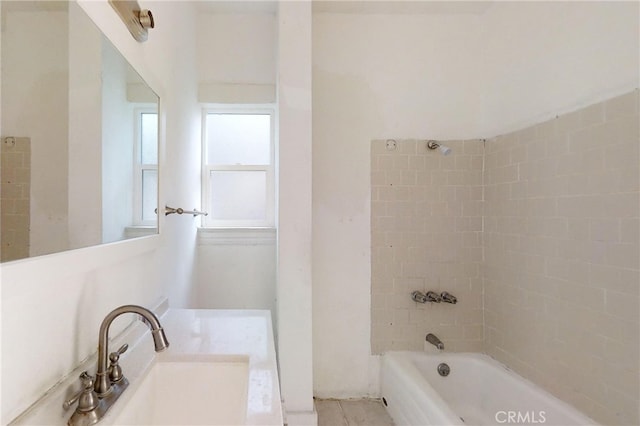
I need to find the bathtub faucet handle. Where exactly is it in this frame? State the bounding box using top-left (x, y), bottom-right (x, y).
top-left (411, 291), bottom-right (428, 303)
top-left (425, 291), bottom-right (442, 303)
top-left (440, 291), bottom-right (457, 304)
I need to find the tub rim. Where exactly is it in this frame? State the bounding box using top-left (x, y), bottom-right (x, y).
top-left (382, 350), bottom-right (600, 426)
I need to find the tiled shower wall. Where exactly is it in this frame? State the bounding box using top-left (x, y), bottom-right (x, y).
top-left (370, 91), bottom-right (638, 424)
top-left (371, 139), bottom-right (484, 353)
top-left (1, 136), bottom-right (31, 262)
top-left (483, 90), bottom-right (639, 426)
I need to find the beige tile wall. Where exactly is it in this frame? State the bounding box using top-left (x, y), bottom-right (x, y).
top-left (371, 138), bottom-right (484, 354)
top-left (1, 136), bottom-right (31, 262)
top-left (483, 90), bottom-right (639, 425)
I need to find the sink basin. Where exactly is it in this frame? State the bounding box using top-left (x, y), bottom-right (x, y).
top-left (111, 354), bottom-right (250, 425)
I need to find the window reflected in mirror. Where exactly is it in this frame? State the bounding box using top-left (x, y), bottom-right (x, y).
top-left (137, 109), bottom-right (159, 225)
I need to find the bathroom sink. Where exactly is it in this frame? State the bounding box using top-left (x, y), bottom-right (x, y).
top-left (111, 354), bottom-right (250, 425)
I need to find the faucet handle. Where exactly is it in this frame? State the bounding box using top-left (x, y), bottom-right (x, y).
top-left (426, 291), bottom-right (442, 303)
top-left (411, 291), bottom-right (428, 303)
top-left (63, 371), bottom-right (99, 412)
top-left (441, 291), bottom-right (457, 304)
top-left (108, 343), bottom-right (129, 383)
top-left (110, 343), bottom-right (129, 359)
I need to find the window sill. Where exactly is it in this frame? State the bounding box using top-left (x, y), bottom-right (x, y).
top-left (124, 226), bottom-right (158, 239)
top-left (197, 227), bottom-right (276, 246)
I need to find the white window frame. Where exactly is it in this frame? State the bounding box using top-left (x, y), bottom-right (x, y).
top-left (201, 105), bottom-right (276, 228)
top-left (133, 106), bottom-right (158, 226)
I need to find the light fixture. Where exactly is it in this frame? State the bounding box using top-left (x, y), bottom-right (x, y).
top-left (427, 140), bottom-right (452, 156)
top-left (109, 0), bottom-right (155, 42)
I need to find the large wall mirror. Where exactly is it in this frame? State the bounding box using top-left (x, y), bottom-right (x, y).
top-left (1, 1), bottom-right (159, 263)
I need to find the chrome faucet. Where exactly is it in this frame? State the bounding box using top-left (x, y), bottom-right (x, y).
top-left (95, 305), bottom-right (169, 396)
top-left (426, 333), bottom-right (444, 350)
top-left (64, 305), bottom-right (169, 426)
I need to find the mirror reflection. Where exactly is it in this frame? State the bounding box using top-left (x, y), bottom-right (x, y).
top-left (1, 1), bottom-right (159, 263)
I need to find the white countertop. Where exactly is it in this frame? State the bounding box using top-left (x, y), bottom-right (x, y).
top-left (158, 309), bottom-right (283, 426)
top-left (10, 308), bottom-right (283, 426)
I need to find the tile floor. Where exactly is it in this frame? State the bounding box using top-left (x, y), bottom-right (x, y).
top-left (316, 398), bottom-right (395, 426)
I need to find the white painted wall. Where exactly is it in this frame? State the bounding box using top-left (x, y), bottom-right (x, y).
top-left (196, 11), bottom-right (276, 103)
top-left (312, 10), bottom-right (484, 399)
top-left (480, 1), bottom-right (640, 137)
top-left (0, 0), bottom-right (200, 422)
top-left (194, 230), bottom-right (277, 318)
top-left (312, 13), bottom-right (485, 140)
top-left (196, 12), bottom-right (276, 84)
top-left (277, 2), bottom-right (315, 424)
top-left (312, 2), bottom-right (638, 398)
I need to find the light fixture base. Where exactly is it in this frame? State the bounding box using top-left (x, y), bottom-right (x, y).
top-left (109, 0), bottom-right (154, 42)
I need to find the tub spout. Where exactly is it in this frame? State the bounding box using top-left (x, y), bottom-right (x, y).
top-left (426, 333), bottom-right (444, 350)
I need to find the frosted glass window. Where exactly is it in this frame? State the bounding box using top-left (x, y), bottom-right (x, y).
top-left (142, 170), bottom-right (158, 221)
top-left (209, 171), bottom-right (266, 221)
top-left (202, 108), bottom-right (274, 227)
top-left (141, 112), bottom-right (158, 164)
top-left (206, 114), bottom-right (270, 165)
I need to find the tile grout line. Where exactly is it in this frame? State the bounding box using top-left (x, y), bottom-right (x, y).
top-left (337, 400), bottom-right (350, 426)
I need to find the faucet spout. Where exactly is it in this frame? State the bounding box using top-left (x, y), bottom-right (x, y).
top-left (95, 305), bottom-right (169, 396)
top-left (426, 333), bottom-right (444, 350)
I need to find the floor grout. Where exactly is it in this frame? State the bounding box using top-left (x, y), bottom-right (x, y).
top-left (316, 398), bottom-right (395, 426)
top-left (337, 400), bottom-right (350, 426)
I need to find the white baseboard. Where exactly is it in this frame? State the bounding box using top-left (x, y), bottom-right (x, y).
top-left (284, 409), bottom-right (317, 426)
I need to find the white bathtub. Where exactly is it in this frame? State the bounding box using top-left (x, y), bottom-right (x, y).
top-left (381, 351), bottom-right (598, 426)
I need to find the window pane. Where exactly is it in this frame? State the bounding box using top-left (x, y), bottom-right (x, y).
top-left (206, 114), bottom-right (270, 165)
top-left (141, 112), bottom-right (158, 164)
top-left (142, 170), bottom-right (158, 221)
top-left (209, 171), bottom-right (266, 221)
